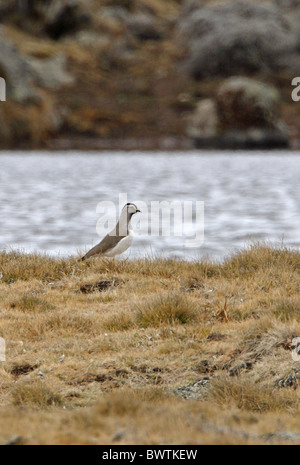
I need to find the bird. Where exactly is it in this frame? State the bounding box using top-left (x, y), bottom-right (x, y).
top-left (81, 203), bottom-right (141, 261)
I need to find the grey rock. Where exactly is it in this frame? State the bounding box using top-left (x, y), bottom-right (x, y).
top-left (26, 54), bottom-right (74, 90)
top-left (178, 0), bottom-right (298, 78)
top-left (275, 363), bottom-right (300, 389)
top-left (263, 431), bottom-right (300, 443)
top-left (187, 77), bottom-right (289, 149)
top-left (216, 77), bottom-right (281, 130)
top-left (112, 429), bottom-right (126, 442)
top-left (0, 28), bottom-right (39, 103)
top-left (186, 98), bottom-right (218, 139)
top-left (173, 377), bottom-right (210, 400)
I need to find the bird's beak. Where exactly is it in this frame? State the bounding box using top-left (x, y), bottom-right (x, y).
top-left (136, 209), bottom-right (141, 213)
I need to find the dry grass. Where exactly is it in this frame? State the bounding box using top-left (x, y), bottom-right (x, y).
top-left (9, 294), bottom-right (55, 313)
top-left (0, 244), bottom-right (300, 444)
top-left (12, 381), bottom-right (63, 408)
top-left (209, 376), bottom-right (298, 413)
top-left (136, 293), bottom-right (198, 327)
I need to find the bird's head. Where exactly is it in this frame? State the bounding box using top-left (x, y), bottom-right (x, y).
top-left (124, 203), bottom-right (141, 216)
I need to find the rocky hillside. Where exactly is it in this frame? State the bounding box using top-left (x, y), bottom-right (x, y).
top-left (0, 0), bottom-right (300, 149)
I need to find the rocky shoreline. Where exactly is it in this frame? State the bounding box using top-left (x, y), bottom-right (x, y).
top-left (0, 0), bottom-right (300, 150)
top-left (9, 135), bottom-right (300, 152)
top-left (31, 136), bottom-right (194, 151)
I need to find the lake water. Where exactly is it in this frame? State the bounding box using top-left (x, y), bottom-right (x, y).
top-left (0, 151), bottom-right (299, 261)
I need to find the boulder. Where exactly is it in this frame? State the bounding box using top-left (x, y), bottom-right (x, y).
top-left (216, 77), bottom-right (281, 130)
top-left (187, 77), bottom-right (289, 149)
top-left (186, 99), bottom-right (218, 139)
top-left (174, 377), bottom-right (210, 400)
top-left (0, 28), bottom-right (38, 103)
top-left (177, 0), bottom-right (298, 79)
top-left (0, 27), bottom-right (63, 147)
top-left (26, 55), bottom-right (75, 90)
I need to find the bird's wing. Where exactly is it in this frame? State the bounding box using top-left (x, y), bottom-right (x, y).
top-left (82, 233), bottom-right (125, 260)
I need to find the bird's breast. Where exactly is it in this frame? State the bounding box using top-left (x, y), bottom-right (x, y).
top-left (104, 232), bottom-right (134, 257)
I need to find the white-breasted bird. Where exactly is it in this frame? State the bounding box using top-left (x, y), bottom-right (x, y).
top-left (81, 203), bottom-right (141, 261)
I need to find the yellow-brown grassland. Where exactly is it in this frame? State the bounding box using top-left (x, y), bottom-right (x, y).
top-left (0, 244), bottom-right (300, 444)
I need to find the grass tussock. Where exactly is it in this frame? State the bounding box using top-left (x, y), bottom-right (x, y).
top-left (45, 314), bottom-right (97, 334)
top-left (209, 376), bottom-right (298, 413)
top-left (12, 381), bottom-right (63, 408)
top-left (102, 312), bottom-right (134, 332)
top-left (221, 244), bottom-right (300, 278)
top-left (10, 294), bottom-right (54, 312)
top-left (273, 297), bottom-right (300, 322)
top-left (136, 293), bottom-right (198, 327)
top-left (0, 251), bottom-right (83, 283)
top-left (1, 244), bottom-right (300, 444)
top-left (95, 388), bottom-right (169, 417)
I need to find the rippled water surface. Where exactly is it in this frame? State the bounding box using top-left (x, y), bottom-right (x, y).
top-left (0, 151), bottom-right (299, 260)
